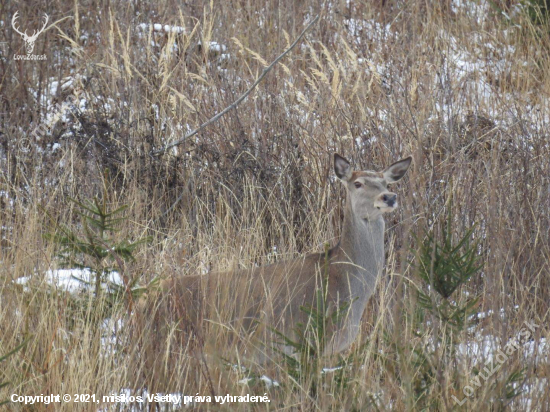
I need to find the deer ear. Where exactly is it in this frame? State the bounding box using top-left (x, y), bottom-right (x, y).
top-left (384, 157), bottom-right (412, 183)
top-left (334, 154), bottom-right (352, 181)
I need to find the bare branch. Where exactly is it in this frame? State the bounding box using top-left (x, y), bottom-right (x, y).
top-left (151, 15), bottom-right (319, 157)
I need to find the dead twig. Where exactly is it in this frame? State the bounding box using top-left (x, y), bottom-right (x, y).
top-left (151, 15), bottom-right (319, 157)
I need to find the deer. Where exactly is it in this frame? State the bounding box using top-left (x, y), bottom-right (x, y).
top-left (152, 154), bottom-right (412, 361)
top-left (12, 11), bottom-right (49, 55)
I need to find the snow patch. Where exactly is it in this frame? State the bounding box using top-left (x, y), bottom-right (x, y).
top-left (15, 268), bottom-right (123, 293)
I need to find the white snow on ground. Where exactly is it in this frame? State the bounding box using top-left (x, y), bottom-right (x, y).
top-left (341, 0), bottom-right (545, 131)
top-left (468, 305), bottom-right (520, 322)
top-left (458, 317), bottom-right (547, 365)
top-left (456, 318), bottom-right (548, 407)
top-left (135, 22), bottom-right (227, 53)
top-left (0, 190), bottom-right (14, 207)
top-left (137, 22), bottom-right (186, 34)
top-left (101, 317), bottom-right (125, 354)
top-left (237, 375), bottom-right (280, 388)
top-left (322, 366), bottom-right (343, 373)
top-left (207, 41), bottom-right (227, 53)
top-left (15, 268), bottom-right (124, 293)
top-left (259, 375), bottom-right (280, 388)
top-left (523, 337), bottom-right (549, 364)
top-left (14, 269), bottom-right (129, 378)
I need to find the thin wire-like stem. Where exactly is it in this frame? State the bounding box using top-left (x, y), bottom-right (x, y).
top-left (151, 15), bottom-right (319, 157)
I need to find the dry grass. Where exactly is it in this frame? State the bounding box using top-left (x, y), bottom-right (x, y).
top-left (1, 0), bottom-right (549, 410)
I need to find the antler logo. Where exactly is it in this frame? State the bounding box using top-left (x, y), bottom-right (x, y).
top-left (12, 11), bottom-right (49, 55)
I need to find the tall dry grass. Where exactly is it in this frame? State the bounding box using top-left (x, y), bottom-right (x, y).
top-left (1, 0), bottom-right (549, 410)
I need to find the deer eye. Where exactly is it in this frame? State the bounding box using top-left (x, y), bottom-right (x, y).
top-left (354, 182), bottom-right (362, 188)
top-left (386, 184), bottom-right (391, 190)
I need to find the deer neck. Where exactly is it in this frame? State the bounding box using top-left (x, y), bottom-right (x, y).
top-left (336, 198), bottom-right (386, 289)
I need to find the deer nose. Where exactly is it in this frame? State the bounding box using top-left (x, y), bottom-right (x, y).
top-left (382, 193), bottom-right (397, 206)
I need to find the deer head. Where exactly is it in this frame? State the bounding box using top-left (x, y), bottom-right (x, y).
top-left (334, 154), bottom-right (412, 220)
top-left (12, 11), bottom-right (49, 55)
